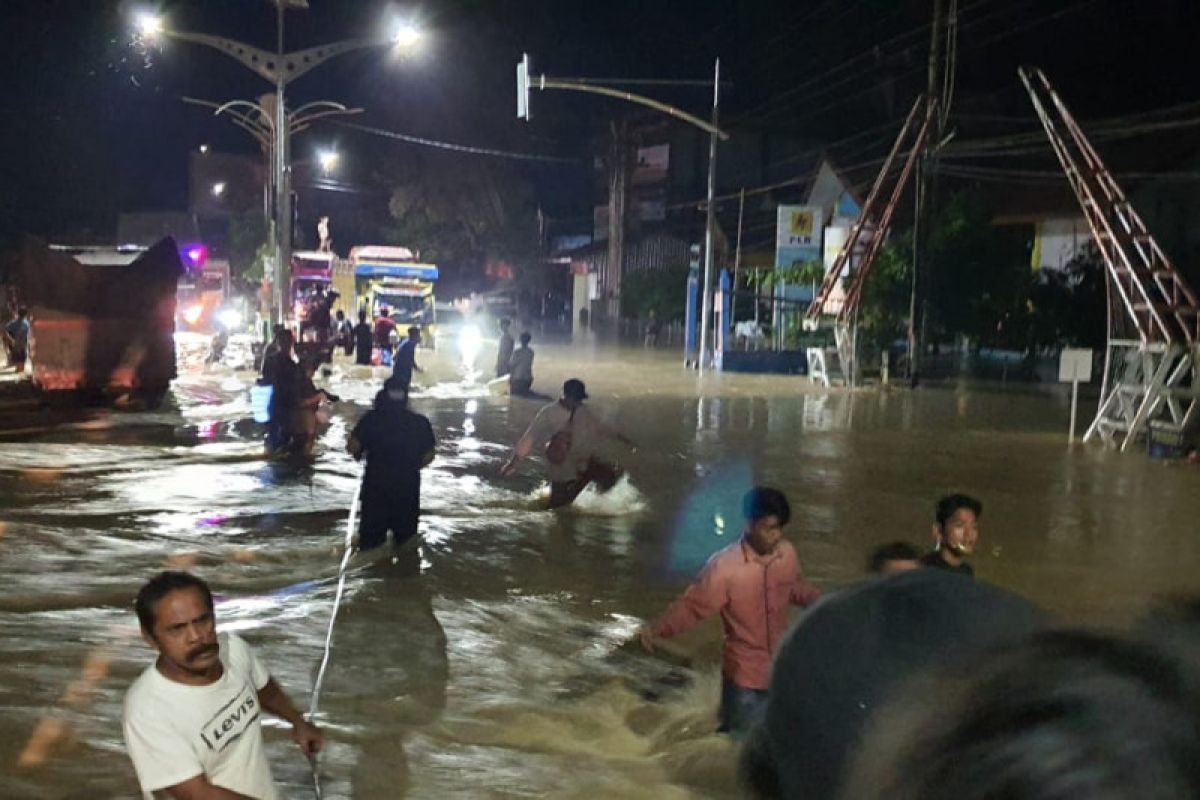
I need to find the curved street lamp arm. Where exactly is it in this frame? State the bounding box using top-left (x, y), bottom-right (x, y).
top-left (212, 99), bottom-right (276, 133)
top-left (164, 30), bottom-right (281, 83)
top-left (290, 101), bottom-right (350, 119)
top-left (181, 97), bottom-right (271, 147)
top-left (539, 77), bottom-right (729, 139)
top-left (289, 107), bottom-right (364, 134)
top-left (278, 39), bottom-right (388, 84)
top-left (163, 30), bottom-right (390, 86)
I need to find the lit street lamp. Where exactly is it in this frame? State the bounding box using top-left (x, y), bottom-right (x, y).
top-left (211, 182), bottom-right (226, 198)
top-left (135, 8), bottom-right (423, 327)
top-left (317, 149), bottom-right (340, 175)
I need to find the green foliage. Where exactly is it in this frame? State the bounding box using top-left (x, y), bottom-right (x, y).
top-left (383, 152), bottom-right (540, 285)
top-left (853, 194), bottom-right (1107, 356)
top-left (924, 194), bottom-right (1030, 347)
top-left (858, 232), bottom-right (914, 351)
top-left (227, 213), bottom-right (269, 282)
top-left (621, 265), bottom-right (690, 320)
top-left (1023, 244), bottom-right (1107, 351)
top-left (746, 260), bottom-right (826, 290)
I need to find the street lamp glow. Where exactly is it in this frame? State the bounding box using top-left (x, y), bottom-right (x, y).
top-left (135, 11), bottom-right (164, 38)
top-left (211, 182), bottom-right (226, 197)
top-left (317, 150), bottom-right (340, 174)
top-left (391, 22), bottom-right (422, 48)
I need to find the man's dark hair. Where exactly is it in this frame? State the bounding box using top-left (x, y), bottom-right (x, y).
top-left (358, 309), bottom-right (367, 322)
top-left (841, 628), bottom-right (1200, 800)
top-left (519, 332), bottom-right (532, 345)
top-left (935, 494), bottom-right (982, 527)
top-left (335, 309), bottom-right (345, 320)
top-left (743, 487), bottom-right (791, 526)
top-left (868, 541), bottom-right (922, 574)
top-left (135, 571), bottom-right (213, 634)
top-left (17, 306), bottom-right (28, 318)
top-left (408, 326), bottom-right (421, 337)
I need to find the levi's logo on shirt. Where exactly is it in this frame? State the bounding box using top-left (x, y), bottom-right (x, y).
top-left (199, 683), bottom-right (259, 753)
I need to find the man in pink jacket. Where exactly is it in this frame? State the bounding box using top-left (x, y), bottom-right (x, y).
top-left (638, 486), bottom-right (820, 735)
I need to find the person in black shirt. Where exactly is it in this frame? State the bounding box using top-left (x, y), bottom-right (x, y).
top-left (347, 382), bottom-right (436, 550)
top-left (920, 493), bottom-right (982, 578)
top-left (352, 310), bottom-right (373, 366)
top-left (262, 329), bottom-right (301, 456)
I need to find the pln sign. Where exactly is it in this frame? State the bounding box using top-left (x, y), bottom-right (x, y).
top-left (776, 205), bottom-right (823, 270)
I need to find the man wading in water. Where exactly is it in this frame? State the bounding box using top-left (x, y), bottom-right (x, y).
top-left (502, 378), bottom-right (635, 509)
top-left (638, 487), bottom-right (821, 736)
top-left (347, 382), bottom-right (436, 550)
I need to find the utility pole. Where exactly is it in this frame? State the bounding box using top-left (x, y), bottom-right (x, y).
top-left (698, 58), bottom-right (721, 374)
top-left (733, 187), bottom-right (745, 325)
top-left (605, 119), bottom-right (631, 324)
top-left (516, 55), bottom-right (729, 340)
top-left (908, 0), bottom-right (946, 386)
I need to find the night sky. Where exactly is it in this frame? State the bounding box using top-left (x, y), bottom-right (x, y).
top-left (2, 0), bottom-right (1198, 244)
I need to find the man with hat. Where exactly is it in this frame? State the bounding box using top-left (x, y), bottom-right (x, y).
top-left (502, 378), bottom-right (635, 509)
top-left (347, 380), bottom-right (436, 550)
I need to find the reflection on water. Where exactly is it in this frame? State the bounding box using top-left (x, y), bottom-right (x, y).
top-left (1, 342), bottom-right (1199, 797)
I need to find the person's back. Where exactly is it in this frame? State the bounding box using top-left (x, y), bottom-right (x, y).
top-left (356, 404), bottom-right (434, 489)
top-left (509, 336), bottom-right (535, 394)
top-left (6, 315), bottom-right (29, 346)
top-left (373, 314), bottom-right (396, 347)
top-left (353, 314), bottom-right (372, 364)
top-left (509, 345), bottom-right (534, 378)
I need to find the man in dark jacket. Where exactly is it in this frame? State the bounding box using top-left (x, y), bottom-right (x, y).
top-left (347, 382), bottom-right (436, 550)
top-left (262, 329), bottom-right (300, 455)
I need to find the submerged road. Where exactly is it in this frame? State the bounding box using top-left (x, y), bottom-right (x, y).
top-left (1, 340), bottom-right (1198, 798)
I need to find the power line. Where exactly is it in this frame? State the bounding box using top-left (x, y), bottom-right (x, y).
top-left (328, 120), bottom-right (579, 164)
top-left (757, 0), bottom-right (1102, 130)
top-left (736, 0), bottom-right (1026, 125)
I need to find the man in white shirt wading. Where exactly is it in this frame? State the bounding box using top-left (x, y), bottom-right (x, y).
top-left (502, 378), bottom-right (635, 508)
top-left (122, 571), bottom-right (323, 799)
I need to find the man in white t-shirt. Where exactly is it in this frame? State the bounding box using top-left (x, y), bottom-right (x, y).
top-left (123, 571), bottom-right (323, 799)
top-left (501, 378), bottom-right (635, 508)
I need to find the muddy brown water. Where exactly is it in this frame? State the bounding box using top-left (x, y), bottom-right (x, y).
top-left (1, 340), bottom-right (1197, 798)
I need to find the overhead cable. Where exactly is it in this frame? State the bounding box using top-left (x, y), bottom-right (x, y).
top-left (329, 120), bottom-right (578, 164)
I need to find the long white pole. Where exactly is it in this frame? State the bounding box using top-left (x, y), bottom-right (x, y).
top-left (1069, 378), bottom-right (1079, 443)
top-left (698, 58), bottom-right (720, 374)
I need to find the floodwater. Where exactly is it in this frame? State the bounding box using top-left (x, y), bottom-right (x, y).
top-left (1, 337), bottom-right (1198, 799)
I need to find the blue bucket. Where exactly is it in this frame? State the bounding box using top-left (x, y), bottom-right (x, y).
top-left (250, 384), bottom-right (273, 423)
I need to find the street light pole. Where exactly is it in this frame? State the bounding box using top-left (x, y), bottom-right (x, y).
top-left (139, 12), bottom-right (418, 327)
top-left (697, 58), bottom-right (720, 375)
top-left (517, 54), bottom-right (730, 354)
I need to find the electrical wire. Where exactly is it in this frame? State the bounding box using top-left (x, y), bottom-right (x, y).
top-left (328, 120), bottom-right (578, 163)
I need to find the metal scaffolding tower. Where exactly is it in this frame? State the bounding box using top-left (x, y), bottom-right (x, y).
top-left (1021, 67), bottom-right (1200, 451)
top-left (805, 95), bottom-right (933, 386)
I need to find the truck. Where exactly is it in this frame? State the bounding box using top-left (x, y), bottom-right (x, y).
top-left (348, 245), bottom-right (439, 338)
top-left (289, 250), bottom-right (338, 361)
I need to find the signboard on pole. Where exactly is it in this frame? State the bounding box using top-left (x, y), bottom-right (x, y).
top-left (1058, 348), bottom-right (1093, 383)
top-left (775, 205), bottom-right (823, 270)
top-left (1058, 348), bottom-right (1093, 443)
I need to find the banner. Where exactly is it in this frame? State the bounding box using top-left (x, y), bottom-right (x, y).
top-left (775, 205), bottom-right (823, 270)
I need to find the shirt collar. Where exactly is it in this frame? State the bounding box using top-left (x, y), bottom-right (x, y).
top-left (740, 536), bottom-right (783, 565)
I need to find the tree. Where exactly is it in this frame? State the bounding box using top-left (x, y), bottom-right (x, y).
top-left (227, 213), bottom-right (270, 284)
top-left (923, 194), bottom-right (1030, 348)
top-left (383, 152), bottom-right (540, 288)
top-left (858, 232), bottom-right (914, 353)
